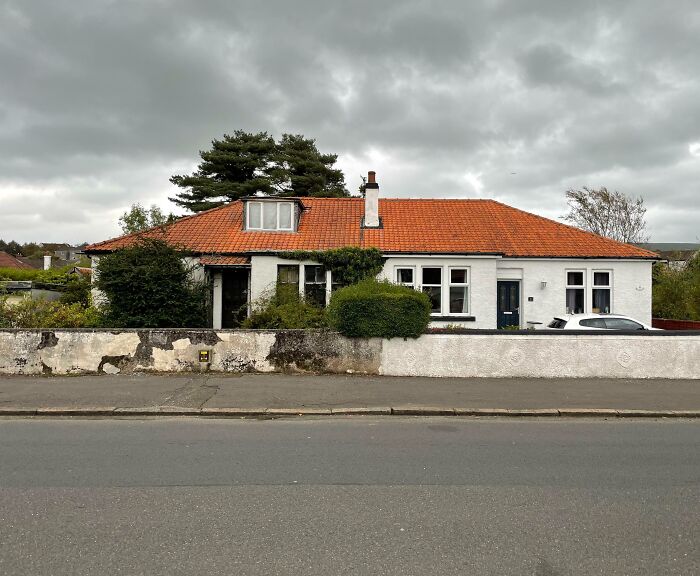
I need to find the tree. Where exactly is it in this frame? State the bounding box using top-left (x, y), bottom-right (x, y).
top-left (652, 253), bottom-right (700, 320)
top-left (169, 131), bottom-right (349, 212)
top-left (119, 203), bottom-right (176, 235)
top-left (95, 238), bottom-right (210, 328)
top-left (268, 134), bottom-right (347, 198)
top-left (563, 187), bottom-right (649, 243)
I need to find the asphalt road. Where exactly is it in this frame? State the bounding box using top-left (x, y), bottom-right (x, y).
top-left (0, 418), bottom-right (698, 575)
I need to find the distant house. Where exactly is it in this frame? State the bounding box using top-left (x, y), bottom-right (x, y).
top-left (0, 251), bottom-right (33, 270)
top-left (636, 243), bottom-right (700, 270)
top-left (86, 172), bottom-right (659, 329)
top-left (53, 246), bottom-right (83, 262)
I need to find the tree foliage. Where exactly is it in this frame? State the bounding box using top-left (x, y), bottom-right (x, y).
top-left (169, 131), bottom-right (348, 212)
top-left (563, 187), bottom-right (649, 243)
top-left (95, 239), bottom-right (210, 328)
top-left (652, 254), bottom-right (700, 320)
top-left (119, 203), bottom-right (176, 235)
top-left (280, 247), bottom-right (384, 288)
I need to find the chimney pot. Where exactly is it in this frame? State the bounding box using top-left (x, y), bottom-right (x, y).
top-left (367, 171), bottom-right (376, 184)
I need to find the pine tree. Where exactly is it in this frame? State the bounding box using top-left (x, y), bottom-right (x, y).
top-left (169, 131), bottom-right (348, 212)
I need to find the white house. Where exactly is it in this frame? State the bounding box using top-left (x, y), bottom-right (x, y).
top-left (85, 172), bottom-right (658, 329)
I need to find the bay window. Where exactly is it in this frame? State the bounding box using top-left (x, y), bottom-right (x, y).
top-left (421, 267), bottom-right (442, 314)
top-left (592, 271), bottom-right (612, 313)
top-left (396, 267), bottom-right (415, 288)
top-left (277, 264), bottom-right (300, 301)
top-left (448, 268), bottom-right (469, 314)
top-left (566, 271), bottom-right (585, 314)
top-left (304, 265), bottom-right (327, 307)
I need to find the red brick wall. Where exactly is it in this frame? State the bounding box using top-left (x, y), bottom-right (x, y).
top-left (652, 318), bottom-right (700, 330)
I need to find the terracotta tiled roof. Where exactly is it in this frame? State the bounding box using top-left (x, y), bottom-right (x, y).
top-left (0, 251), bottom-right (33, 269)
top-left (85, 198), bottom-right (659, 259)
top-left (199, 255), bottom-right (251, 266)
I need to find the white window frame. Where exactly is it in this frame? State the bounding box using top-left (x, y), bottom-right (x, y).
top-left (420, 265), bottom-right (443, 315)
top-left (246, 201), bottom-right (294, 231)
top-left (395, 266), bottom-right (416, 288)
top-left (565, 269), bottom-right (586, 314)
top-left (592, 270), bottom-right (613, 314)
top-left (447, 267), bottom-right (470, 315)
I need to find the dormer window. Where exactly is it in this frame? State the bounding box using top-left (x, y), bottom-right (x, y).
top-left (246, 200), bottom-right (295, 231)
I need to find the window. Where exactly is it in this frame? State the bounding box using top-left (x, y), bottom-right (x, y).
top-left (262, 203), bottom-right (277, 229)
top-left (277, 264), bottom-right (299, 285)
top-left (396, 267), bottom-right (415, 287)
top-left (246, 201), bottom-right (294, 231)
top-left (604, 318), bottom-right (644, 330)
top-left (448, 268), bottom-right (469, 314)
top-left (248, 202), bottom-right (261, 229)
top-left (421, 267), bottom-right (442, 314)
top-left (277, 264), bottom-right (299, 301)
top-left (279, 202), bottom-right (292, 229)
top-left (579, 318), bottom-right (607, 328)
top-left (566, 270), bottom-right (585, 314)
top-left (304, 265), bottom-right (327, 307)
top-left (592, 271), bottom-right (611, 313)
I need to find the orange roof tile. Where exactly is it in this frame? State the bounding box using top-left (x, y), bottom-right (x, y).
top-left (199, 255), bottom-right (250, 266)
top-left (0, 251), bottom-right (33, 269)
top-left (85, 198), bottom-right (659, 260)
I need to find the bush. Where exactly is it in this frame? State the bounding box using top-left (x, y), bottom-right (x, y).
top-left (0, 296), bottom-right (102, 329)
top-left (242, 284), bottom-right (327, 329)
top-left (0, 266), bottom-right (72, 284)
top-left (653, 255), bottom-right (700, 320)
top-left (327, 279), bottom-right (431, 338)
top-left (59, 275), bottom-right (91, 307)
top-left (95, 238), bottom-right (210, 328)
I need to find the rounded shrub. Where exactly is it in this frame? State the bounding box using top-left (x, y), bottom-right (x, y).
top-left (327, 279), bottom-right (431, 338)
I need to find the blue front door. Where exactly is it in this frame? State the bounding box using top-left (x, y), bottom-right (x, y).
top-left (497, 281), bottom-right (520, 329)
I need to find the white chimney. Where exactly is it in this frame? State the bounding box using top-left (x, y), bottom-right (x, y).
top-left (43, 254), bottom-right (52, 270)
top-left (364, 171), bottom-right (380, 228)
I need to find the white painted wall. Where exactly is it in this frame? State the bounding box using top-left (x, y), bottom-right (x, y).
top-left (240, 255), bottom-right (654, 329)
top-left (503, 259), bottom-right (653, 327)
top-left (1, 330), bottom-right (697, 378)
top-left (378, 256), bottom-right (498, 329)
top-left (381, 333), bottom-right (700, 379)
top-left (250, 255), bottom-right (330, 308)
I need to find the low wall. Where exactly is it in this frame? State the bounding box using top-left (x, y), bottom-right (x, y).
top-left (381, 334), bottom-right (700, 379)
top-left (0, 329), bottom-right (381, 376)
top-left (653, 318), bottom-right (700, 331)
top-left (0, 329), bottom-right (698, 379)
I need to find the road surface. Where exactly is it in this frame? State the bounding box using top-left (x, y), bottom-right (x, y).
top-left (0, 417), bottom-right (698, 575)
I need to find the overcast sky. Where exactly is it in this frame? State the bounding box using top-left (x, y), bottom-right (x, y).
top-left (1, 0), bottom-right (699, 244)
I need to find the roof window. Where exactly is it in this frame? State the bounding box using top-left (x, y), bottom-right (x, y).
top-left (246, 200), bottom-right (295, 231)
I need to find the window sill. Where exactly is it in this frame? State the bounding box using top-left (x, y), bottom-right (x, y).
top-left (430, 315), bottom-right (476, 321)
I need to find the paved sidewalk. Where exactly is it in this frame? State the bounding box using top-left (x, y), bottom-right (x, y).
top-left (0, 373), bottom-right (698, 417)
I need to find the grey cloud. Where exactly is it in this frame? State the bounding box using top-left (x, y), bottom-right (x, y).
top-left (0, 0), bottom-right (698, 243)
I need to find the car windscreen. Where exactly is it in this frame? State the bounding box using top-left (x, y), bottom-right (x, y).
top-left (547, 318), bottom-right (567, 328)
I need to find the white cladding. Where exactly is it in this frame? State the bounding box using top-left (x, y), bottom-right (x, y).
top-left (239, 254), bottom-right (653, 329)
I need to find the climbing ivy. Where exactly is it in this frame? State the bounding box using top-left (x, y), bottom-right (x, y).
top-left (279, 247), bottom-right (384, 287)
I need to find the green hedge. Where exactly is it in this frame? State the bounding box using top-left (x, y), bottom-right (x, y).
top-left (327, 279), bottom-right (430, 338)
